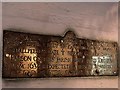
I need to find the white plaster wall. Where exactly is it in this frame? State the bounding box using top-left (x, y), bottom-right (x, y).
top-left (3, 2), bottom-right (118, 41)
top-left (2, 2), bottom-right (118, 88)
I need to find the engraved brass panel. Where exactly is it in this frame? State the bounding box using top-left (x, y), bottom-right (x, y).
top-left (3, 30), bottom-right (118, 78)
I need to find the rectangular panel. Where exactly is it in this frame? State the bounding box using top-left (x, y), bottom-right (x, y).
top-left (3, 30), bottom-right (118, 78)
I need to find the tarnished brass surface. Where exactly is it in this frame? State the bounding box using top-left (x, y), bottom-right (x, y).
top-left (3, 30), bottom-right (118, 78)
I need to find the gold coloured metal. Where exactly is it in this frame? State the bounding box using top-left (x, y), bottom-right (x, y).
top-left (3, 30), bottom-right (118, 78)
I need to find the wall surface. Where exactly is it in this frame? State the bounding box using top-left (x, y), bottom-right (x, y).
top-left (2, 2), bottom-right (118, 88)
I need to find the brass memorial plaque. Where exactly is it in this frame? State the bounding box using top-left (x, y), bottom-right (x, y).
top-left (3, 30), bottom-right (118, 78)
